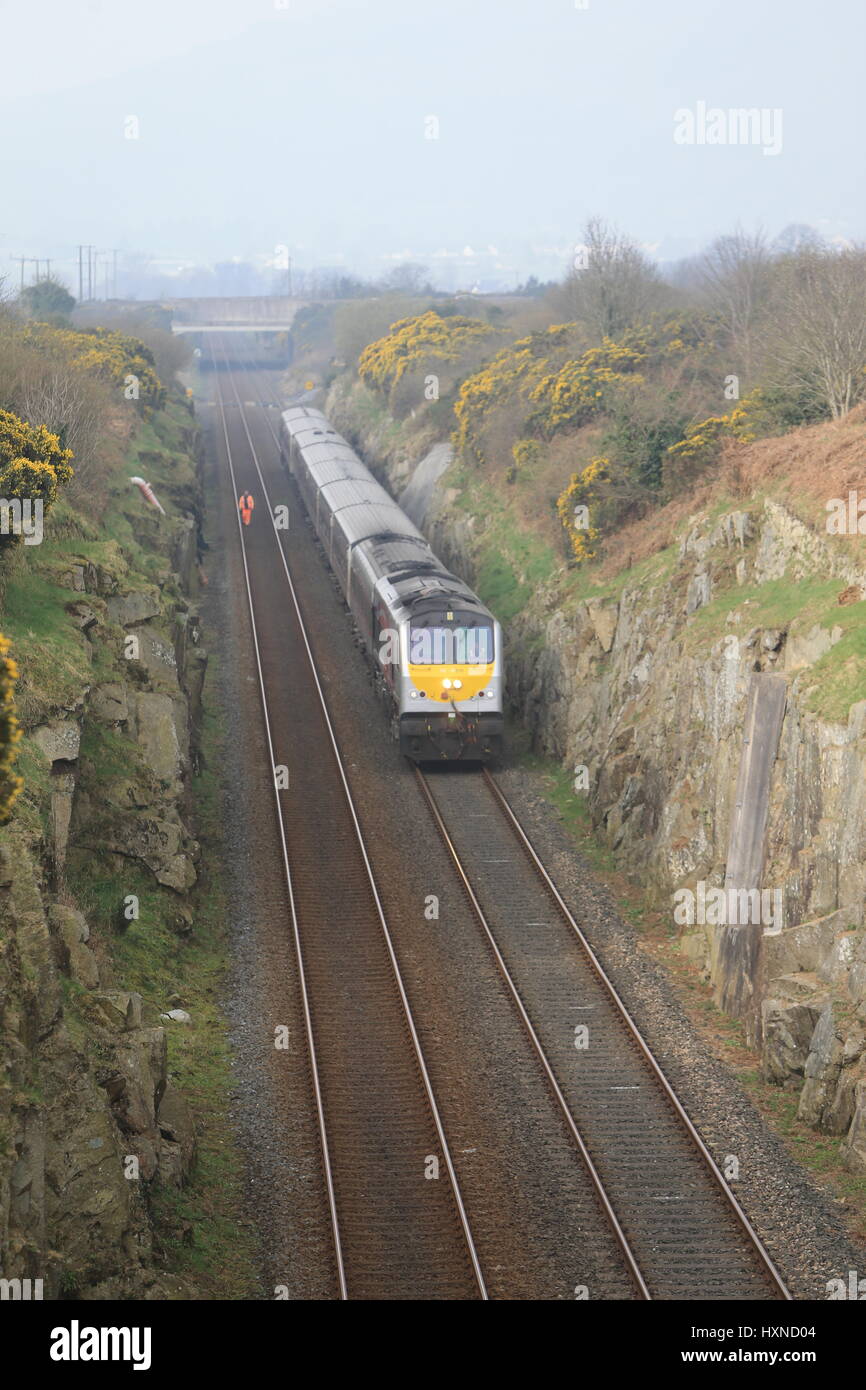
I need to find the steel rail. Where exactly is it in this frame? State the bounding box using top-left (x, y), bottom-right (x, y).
top-left (208, 337), bottom-right (347, 1298)
top-left (413, 765), bottom-right (651, 1299)
top-left (211, 336), bottom-right (489, 1299)
top-left (480, 766), bottom-right (792, 1301)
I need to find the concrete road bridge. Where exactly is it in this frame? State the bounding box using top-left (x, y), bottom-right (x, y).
top-left (167, 296), bottom-right (308, 333)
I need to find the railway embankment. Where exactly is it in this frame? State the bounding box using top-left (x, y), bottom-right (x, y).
top-left (327, 374), bottom-right (866, 1183)
top-left (0, 393), bottom-right (255, 1298)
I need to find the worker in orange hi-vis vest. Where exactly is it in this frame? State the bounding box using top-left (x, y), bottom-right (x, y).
top-left (238, 491), bottom-right (255, 526)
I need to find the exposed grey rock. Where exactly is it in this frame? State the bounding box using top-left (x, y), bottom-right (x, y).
top-left (818, 929), bottom-right (862, 989)
top-left (761, 996), bottom-right (823, 1086)
top-left (798, 1002), bottom-right (866, 1132)
top-left (764, 911), bottom-right (854, 979)
top-left (584, 597), bottom-right (619, 653)
top-left (840, 1076), bottom-right (866, 1173)
top-left (89, 682), bottom-right (129, 723)
top-left (131, 625), bottom-right (178, 679)
top-left (30, 720), bottom-right (81, 764)
top-left (157, 1083), bottom-right (197, 1187)
top-left (85, 991), bottom-right (144, 1033)
top-left (398, 441), bottom-right (453, 528)
top-left (785, 623), bottom-right (841, 673)
top-left (167, 906), bottom-right (194, 937)
top-left (50, 767), bottom-right (76, 870)
top-left (848, 933), bottom-right (866, 1014)
top-left (101, 1027), bottom-right (168, 1182)
top-left (47, 904), bottom-right (99, 989)
top-left (0, 832), bottom-right (154, 1293)
top-left (132, 693), bottom-right (185, 786)
top-left (106, 590), bottom-right (161, 627)
top-left (80, 808), bottom-right (198, 891)
top-left (686, 570), bottom-right (711, 614)
top-left (155, 852), bottom-right (197, 893)
top-left (0, 403), bottom-right (208, 1298)
top-left (66, 600), bottom-right (99, 633)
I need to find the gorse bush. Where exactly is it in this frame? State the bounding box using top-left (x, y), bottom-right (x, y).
top-left (453, 324), bottom-right (577, 463)
top-left (661, 390), bottom-right (765, 491)
top-left (528, 337), bottom-right (647, 437)
top-left (0, 408), bottom-right (74, 549)
top-left (452, 318), bottom-right (702, 466)
top-left (0, 318), bottom-right (169, 506)
top-left (346, 220), bottom-right (866, 572)
top-left (556, 457), bottom-right (610, 564)
top-left (359, 310), bottom-right (495, 412)
top-left (0, 407), bottom-right (75, 479)
top-left (0, 632), bottom-right (23, 824)
top-left (20, 324), bottom-right (164, 413)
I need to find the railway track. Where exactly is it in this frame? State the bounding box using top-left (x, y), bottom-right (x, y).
top-left (415, 764), bottom-right (792, 1301)
top-left (210, 338), bottom-right (486, 1299)
top-left (208, 334), bottom-right (792, 1300)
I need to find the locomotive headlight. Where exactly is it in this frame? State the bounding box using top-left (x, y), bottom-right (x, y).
top-left (410, 690), bottom-right (418, 699)
top-left (442, 678), bottom-right (452, 690)
top-left (487, 690), bottom-right (495, 698)
top-left (453, 679), bottom-right (462, 690)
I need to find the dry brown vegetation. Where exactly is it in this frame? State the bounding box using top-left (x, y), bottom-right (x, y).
top-left (595, 406), bottom-right (866, 579)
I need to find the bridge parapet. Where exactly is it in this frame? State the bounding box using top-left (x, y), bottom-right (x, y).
top-left (166, 296), bottom-right (308, 332)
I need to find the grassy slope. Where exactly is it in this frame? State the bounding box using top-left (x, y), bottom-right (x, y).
top-left (1, 399), bottom-right (260, 1298)
top-left (451, 409), bottom-right (866, 722)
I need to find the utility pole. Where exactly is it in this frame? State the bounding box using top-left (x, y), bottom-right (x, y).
top-left (77, 245), bottom-right (84, 301)
top-left (104, 248), bottom-right (121, 299)
top-left (11, 256), bottom-right (39, 291)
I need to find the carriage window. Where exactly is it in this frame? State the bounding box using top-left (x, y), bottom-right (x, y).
top-left (409, 624), bottom-right (494, 665)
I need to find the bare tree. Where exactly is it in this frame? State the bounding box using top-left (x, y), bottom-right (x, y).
top-left (19, 367), bottom-right (106, 487)
top-left (773, 223), bottom-right (824, 255)
top-left (699, 227), bottom-right (771, 371)
top-left (554, 217), bottom-right (665, 339)
top-left (763, 245), bottom-right (866, 419)
top-left (378, 262), bottom-right (431, 295)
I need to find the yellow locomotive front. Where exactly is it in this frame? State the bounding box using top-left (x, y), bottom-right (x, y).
top-left (398, 609), bottom-right (504, 762)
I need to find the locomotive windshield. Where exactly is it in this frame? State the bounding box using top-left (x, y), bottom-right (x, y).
top-left (409, 618), bottom-right (494, 665)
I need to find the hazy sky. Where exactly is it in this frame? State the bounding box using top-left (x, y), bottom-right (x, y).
top-left (1, 0), bottom-right (863, 287)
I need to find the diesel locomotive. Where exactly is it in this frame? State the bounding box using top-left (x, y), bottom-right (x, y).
top-left (279, 406), bottom-right (504, 762)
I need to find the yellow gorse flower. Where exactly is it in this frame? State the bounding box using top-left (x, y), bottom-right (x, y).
top-left (0, 632), bottom-right (24, 824)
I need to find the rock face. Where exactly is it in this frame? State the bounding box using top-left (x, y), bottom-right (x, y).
top-left (331, 381), bottom-right (866, 1175)
top-left (0, 838), bottom-right (202, 1296)
top-left (0, 431), bottom-right (206, 1295)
